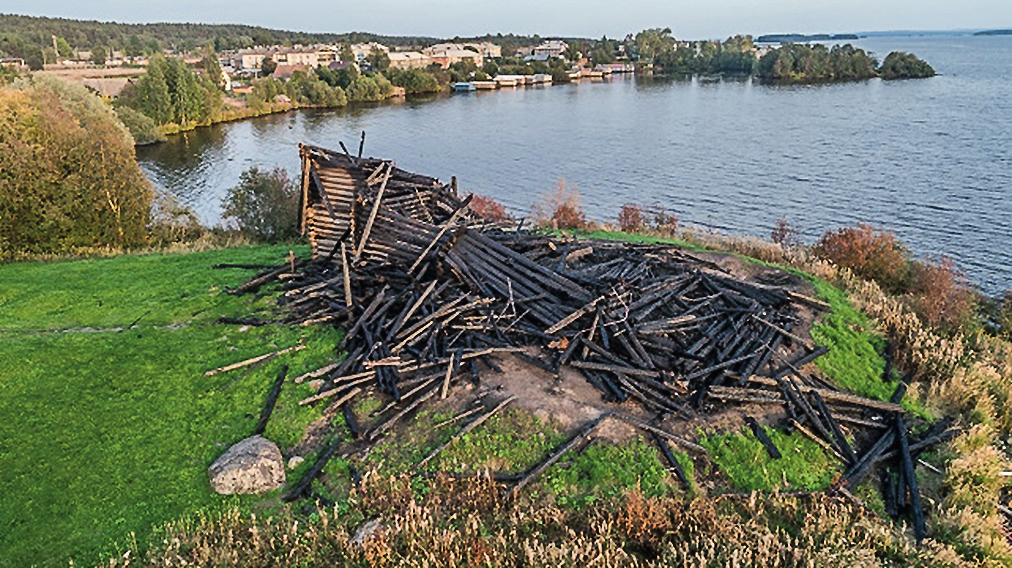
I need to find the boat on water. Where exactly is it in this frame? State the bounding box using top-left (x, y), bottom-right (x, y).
top-left (452, 82), bottom-right (476, 92)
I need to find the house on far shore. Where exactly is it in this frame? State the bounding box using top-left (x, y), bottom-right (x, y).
top-left (272, 64), bottom-right (311, 80)
top-left (351, 42), bottom-right (389, 62)
top-left (422, 43), bottom-right (483, 69)
top-left (388, 51), bottom-right (431, 69)
top-left (533, 40), bottom-right (568, 59)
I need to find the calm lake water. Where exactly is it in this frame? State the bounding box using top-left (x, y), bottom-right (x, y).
top-left (137, 35), bottom-right (1012, 295)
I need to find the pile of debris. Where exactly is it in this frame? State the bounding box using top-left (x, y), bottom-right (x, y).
top-left (222, 143), bottom-right (956, 539)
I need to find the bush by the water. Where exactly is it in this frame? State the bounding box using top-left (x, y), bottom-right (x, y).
top-left (115, 106), bottom-right (166, 145)
top-left (618, 204), bottom-right (646, 232)
top-left (814, 224), bottom-right (911, 293)
top-left (534, 180), bottom-right (587, 230)
top-left (0, 76), bottom-right (153, 256)
top-left (222, 167), bottom-right (300, 243)
top-left (468, 194), bottom-right (510, 223)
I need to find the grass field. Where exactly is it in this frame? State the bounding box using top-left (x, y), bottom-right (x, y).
top-left (0, 245), bottom-right (343, 567)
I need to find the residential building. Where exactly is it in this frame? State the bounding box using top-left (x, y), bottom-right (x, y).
top-left (232, 45), bottom-right (343, 71)
top-left (533, 40), bottom-right (568, 58)
top-left (421, 43), bottom-right (482, 69)
top-left (351, 42), bottom-right (388, 62)
top-left (388, 51), bottom-right (431, 69)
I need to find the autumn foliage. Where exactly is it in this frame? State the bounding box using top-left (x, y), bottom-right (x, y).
top-left (813, 224), bottom-right (910, 293)
top-left (0, 76), bottom-right (153, 257)
top-left (468, 194), bottom-right (510, 223)
top-left (534, 180), bottom-right (587, 230)
top-left (617, 204), bottom-right (645, 233)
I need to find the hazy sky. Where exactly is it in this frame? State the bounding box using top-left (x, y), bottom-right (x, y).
top-left (2, 0), bottom-right (1010, 39)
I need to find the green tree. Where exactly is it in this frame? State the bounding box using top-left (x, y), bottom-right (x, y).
top-left (634, 28), bottom-right (675, 63)
top-left (126, 35), bottom-right (144, 57)
top-left (117, 55), bottom-right (221, 125)
top-left (385, 67), bottom-right (439, 94)
top-left (55, 37), bottom-right (72, 57)
top-left (222, 167), bottom-right (300, 242)
top-left (339, 44), bottom-right (354, 62)
top-left (115, 106), bottom-right (166, 145)
top-left (200, 54), bottom-right (226, 89)
top-left (366, 47), bottom-right (390, 72)
top-left (879, 51), bottom-right (935, 79)
top-left (91, 45), bottom-right (107, 65)
top-left (346, 75), bottom-right (383, 101)
top-left (0, 76), bottom-right (153, 254)
top-left (260, 56), bottom-right (277, 76)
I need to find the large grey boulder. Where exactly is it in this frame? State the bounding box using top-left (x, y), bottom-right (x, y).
top-left (208, 435), bottom-right (286, 494)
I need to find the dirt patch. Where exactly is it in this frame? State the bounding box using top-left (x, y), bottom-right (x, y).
top-left (476, 351), bottom-right (642, 443)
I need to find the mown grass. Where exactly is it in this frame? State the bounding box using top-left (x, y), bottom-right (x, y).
top-left (541, 437), bottom-right (682, 508)
top-left (0, 244), bottom-right (343, 567)
top-left (702, 428), bottom-right (840, 492)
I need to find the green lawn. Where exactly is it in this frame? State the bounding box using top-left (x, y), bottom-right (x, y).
top-left (0, 246), bottom-right (342, 567)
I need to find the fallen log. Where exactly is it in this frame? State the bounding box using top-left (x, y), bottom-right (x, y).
top-left (204, 344), bottom-right (305, 376)
top-left (253, 364), bottom-right (288, 436)
top-left (896, 414), bottom-right (927, 543)
top-left (505, 413), bottom-right (609, 500)
top-left (744, 416), bottom-right (782, 459)
top-left (417, 395), bottom-right (517, 468)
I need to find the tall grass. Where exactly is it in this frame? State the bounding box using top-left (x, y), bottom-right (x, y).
top-left (99, 477), bottom-right (988, 568)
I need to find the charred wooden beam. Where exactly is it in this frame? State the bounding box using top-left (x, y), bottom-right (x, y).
top-left (253, 364), bottom-right (288, 436)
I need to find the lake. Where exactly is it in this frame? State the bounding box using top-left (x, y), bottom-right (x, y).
top-left (137, 34), bottom-right (1012, 295)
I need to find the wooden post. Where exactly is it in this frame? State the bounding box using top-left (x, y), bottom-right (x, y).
top-left (354, 163), bottom-right (392, 260)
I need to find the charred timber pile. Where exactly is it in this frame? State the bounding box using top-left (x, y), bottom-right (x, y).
top-left (226, 143), bottom-right (956, 515)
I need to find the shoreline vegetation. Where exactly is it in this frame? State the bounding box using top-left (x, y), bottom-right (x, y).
top-left (1, 16), bottom-right (936, 145)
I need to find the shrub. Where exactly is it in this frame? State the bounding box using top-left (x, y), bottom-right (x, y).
top-left (906, 257), bottom-right (976, 335)
top-left (771, 216), bottom-right (801, 247)
top-left (468, 194), bottom-right (510, 223)
top-left (115, 106), bottom-right (166, 146)
top-left (997, 292), bottom-right (1012, 340)
top-left (652, 206), bottom-right (678, 236)
top-left (0, 76), bottom-right (153, 256)
top-left (533, 180), bottom-right (586, 230)
top-left (814, 224), bottom-right (911, 294)
top-left (617, 204), bottom-right (645, 233)
top-left (222, 167), bottom-right (300, 243)
top-left (147, 189), bottom-right (206, 246)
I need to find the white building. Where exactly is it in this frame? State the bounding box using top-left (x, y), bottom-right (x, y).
top-left (350, 42), bottom-right (389, 62)
top-left (533, 40), bottom-right (569, 58)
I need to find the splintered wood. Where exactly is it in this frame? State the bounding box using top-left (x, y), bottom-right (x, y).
top-left (232, 144), bottom-right (954, 512)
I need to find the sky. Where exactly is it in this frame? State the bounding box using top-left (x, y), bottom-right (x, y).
top-left (2, 0), bottom-right (1010, 39)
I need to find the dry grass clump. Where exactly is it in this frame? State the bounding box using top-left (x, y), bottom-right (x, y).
top-left (931, 425), bottom-right (1012, 565)
top-left (533, 180), bottom-right (587, 230)
top-left (99, 483), bottom-right (994, 568)
top-left (467, 194), bottom-right (511, 223)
